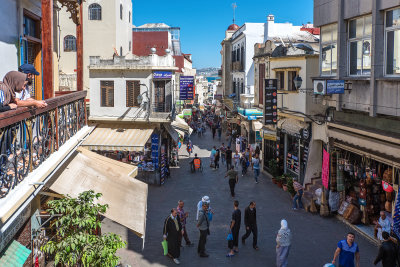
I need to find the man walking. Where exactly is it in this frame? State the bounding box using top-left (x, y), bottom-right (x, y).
top-left (197, 202), bottom-right (210, 257)
top-left (163, 209), bottom-right (183, 265)
top-left (177, 200), bottom-right (193, 247)
top-left (226, 146), bottom-right (233, 171)
top-left (251, 154), bottom-right (261, 184)
top-left (242, 201), bottom-right (259, 250)
top-left (374, 231), bottom-right (399, 267)
top-left (292, 178), bottom-right (304, 210)
top-left (332, 232), bottom-right (360, 267)
top-left (225, 166), bottom-right (238, 197)
top-left (227, 200), bottom-right (241, 257)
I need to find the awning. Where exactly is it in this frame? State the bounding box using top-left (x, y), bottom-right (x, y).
top-left (241, 120), bottom-right (250, 132)
top-left (81, 124), bottom-right (155, 151)
top-left (329, 127), bottom-right (400, 167)
top-left (0, 240), bottom-right (31, 267)
top-left (163, 123), bottom-right (179, 141)
top-left (278, 118), bottom-right (307, 136)
top-left (49, 148), bottom-right (148, 238)
top-left (262, 128), bottom-right (277, 141)
top-left (252, 121), bottom-right (263, 131)
top-left (171, 116), bottom-right (193, 135)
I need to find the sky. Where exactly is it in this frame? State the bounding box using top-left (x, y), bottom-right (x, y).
top-left (131, 0), bottom-right (314, 69)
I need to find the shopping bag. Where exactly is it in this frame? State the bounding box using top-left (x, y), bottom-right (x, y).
top-left (208, 212), bottom-right (213, 221)
top-left (161, 240), bottom-right (168, 256)
top-left (227, 233), bottom-right (233, 241)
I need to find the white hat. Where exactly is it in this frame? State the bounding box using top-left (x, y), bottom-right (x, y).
top-left (201, 196), bottom-right (210, 203)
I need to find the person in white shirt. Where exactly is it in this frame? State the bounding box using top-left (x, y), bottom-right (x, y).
top-left (375, 211), bottom-right (391, 241)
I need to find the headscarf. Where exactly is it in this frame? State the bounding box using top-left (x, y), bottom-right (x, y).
top-left (1, 71), bottom-right (27, 104)
top-left (280, 219), bottom-right (288, 230)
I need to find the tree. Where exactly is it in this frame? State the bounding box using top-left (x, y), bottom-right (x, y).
top-left (41, 190), bottom-right (126, 267)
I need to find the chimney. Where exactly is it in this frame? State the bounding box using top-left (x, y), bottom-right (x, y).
top-left (267, 14), bottom-right (274, 22)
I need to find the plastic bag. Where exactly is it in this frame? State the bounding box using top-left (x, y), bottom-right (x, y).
top-left (227, 233), bottom-right (233, 241)
top-left (161, 240), bottom-right (168, 255)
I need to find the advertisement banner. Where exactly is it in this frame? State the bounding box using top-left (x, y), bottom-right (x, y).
top-left (179, 76), bottom-right (194, 100)
top-left (322, 149), bottom-right (330, 189)
top-left (153, 71), bottom-right (172, 79)
top-left (264, 79), bottom-right (278, 125)
top-left (326, 80), bottom-right (345, 94)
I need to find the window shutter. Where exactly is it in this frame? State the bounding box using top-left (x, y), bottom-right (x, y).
top-left (134, 81), bottom-right (140, 106)
top-left (126, 80), bottom-right (140, 107)
top-left (100, 81), bottom-right (114, 107)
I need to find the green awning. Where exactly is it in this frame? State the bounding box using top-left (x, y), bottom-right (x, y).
top-left (0, 240), bottom-right (31, 267)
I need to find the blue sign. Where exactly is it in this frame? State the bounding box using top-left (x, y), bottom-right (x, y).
top-left (327, 80), bottom-right (345, 94)
top-left (179, 76), bottom-right (194, 100)
top-left (247, 115), bottom-right (258, 120)
top-left (153, 71), bottom-right (172, 79)
top-left (151, 133), bottom-right (159, 169)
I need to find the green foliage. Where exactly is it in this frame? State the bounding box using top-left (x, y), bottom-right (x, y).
top-left (268, 159), bottom-right (279, 177)
top-left (41, 190), bottom-right (126, 267)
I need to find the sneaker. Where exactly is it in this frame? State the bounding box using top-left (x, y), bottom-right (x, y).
top-left (254, 246), bottom-right (259, 251)
top-left (173, 258), bottom-right (180, 265)
top-left (200, 253), bottom-right (209, 257)
top-left (255, 181), bottom-right (259, 184)
top-left (226, 253), bottom-right (235, 257)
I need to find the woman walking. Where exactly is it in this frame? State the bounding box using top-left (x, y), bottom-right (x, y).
top-left (276, 219), bottom-right (292, 267)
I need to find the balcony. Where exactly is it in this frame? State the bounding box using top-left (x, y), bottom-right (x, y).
top-left (0, 91), bottom-right (87, 199)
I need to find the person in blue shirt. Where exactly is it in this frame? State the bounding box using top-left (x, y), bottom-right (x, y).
top-left (332, 232), bottom-right (360, 267)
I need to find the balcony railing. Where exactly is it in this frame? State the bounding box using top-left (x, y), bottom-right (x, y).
top-left (152, 102), bottom-right (172, 113)
top-left (0, 91), bottom-right (87, 198)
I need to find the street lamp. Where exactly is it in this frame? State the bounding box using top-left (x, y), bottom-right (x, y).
top-left (293, 76), bottom-right (303, 90)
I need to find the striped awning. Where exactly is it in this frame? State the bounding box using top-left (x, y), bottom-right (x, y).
top-left (81, 124), bottom-right (155, 151)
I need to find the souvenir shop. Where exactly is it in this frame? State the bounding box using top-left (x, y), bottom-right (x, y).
top-left (262, 128), bottom-right (277, 172)
top-left (331, 144), bottom-right (399, 226)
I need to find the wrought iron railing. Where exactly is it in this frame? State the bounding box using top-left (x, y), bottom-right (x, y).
top-left (0, 91), bottom-right (87, 198)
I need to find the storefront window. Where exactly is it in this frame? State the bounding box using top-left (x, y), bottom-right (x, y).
top-left (348, 16), bottom-right (372, 75)
top-left (385, 8), bottom-right (400, 75)
top-left (286, 135), bottom-right (300, 175)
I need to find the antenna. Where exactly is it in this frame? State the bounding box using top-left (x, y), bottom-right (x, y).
top-left (232, 3), bottom-right (237, 24)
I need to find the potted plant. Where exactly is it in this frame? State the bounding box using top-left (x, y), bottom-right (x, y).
top-left (276, 175), bottom-right (284, 188)
top-left (286, 176), bottom-right (296, 197)
top-left (268, 159), bottom-right (279, 183)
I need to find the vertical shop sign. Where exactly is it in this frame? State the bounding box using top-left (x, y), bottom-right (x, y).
top-left (180, 76), bottom-right (194, 100)
top-left (151, 134), bottom-right (159, 170)
top-left (264, 79), bottom-right (278, 125)
top-left (322, 148), bottom-right (330, 189)
top-left (160, 144), bottom-right (167, 185)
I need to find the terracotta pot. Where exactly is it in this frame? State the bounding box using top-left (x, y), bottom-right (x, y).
top-left (277, 181), bottom-right (283, 188)
top-left (272, 178), bottom-right (277, 184)
top-left (283, 184), bottom-right (288, 191)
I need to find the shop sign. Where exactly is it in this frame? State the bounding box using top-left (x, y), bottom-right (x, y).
top-left (237, 107), bottom-right (245, 115)
top-left (179, 76), bottom-right (194, 100)
top-left (256, 131), bottom-right (262, 141)
top-left (247, 115), bottom-right (257, 120)
top-left (182, 109), bottom-right (192, 116)
top-left (151, 134), bottom-right (159, 170)
top-left (153, 71), bottom-right (172, 79)
top-left (244, 109), bottom-right (263, 116)
top-left (326, 80), bottom-right (345, 94)
top-left (264, 79), bottom-right (278, 125)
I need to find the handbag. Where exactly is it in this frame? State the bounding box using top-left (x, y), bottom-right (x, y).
top-left (208, 212), bottom-right (213, 222)
top-left (227, 233), bottom-right (233, 241)
top-left (161, 240), bottom-right (168, 256)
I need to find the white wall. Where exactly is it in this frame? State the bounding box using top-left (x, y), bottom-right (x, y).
top-left (90, 70), bottom-right (152, 118)
top-left (115, 0), bottom-right (132, 57)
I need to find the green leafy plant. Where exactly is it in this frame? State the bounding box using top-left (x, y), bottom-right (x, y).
top-left (285, 176), bottom-right (296, 196)
top-left (41, 190), bottom-right (126, 267)
top-left (268, 159), bottom-right (279, 177)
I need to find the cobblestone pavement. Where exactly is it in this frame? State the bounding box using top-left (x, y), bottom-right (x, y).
top-left (102, 128), bottom-right (378, 267)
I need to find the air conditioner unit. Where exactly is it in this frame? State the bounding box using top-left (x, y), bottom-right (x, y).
top-left (313, 80), bottom-right (326, 95)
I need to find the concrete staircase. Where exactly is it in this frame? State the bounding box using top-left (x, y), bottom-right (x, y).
top-left (302, 177), bottom-right (322, 212)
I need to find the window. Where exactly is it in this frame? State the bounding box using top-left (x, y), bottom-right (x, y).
top-left (287, 71), bottom-right (298, 91)
top-left (240, 79), bottom-right (244, 94)
top-left (170, 29), bottom-right (180, 40)
top-left (23, 14), bottom-right (40, 38)
top-left (320, 23), bottom-right (338, 76)
top-left (385, 8), bottom-right (400, 75)
top-left (64, 35), bottom-right (76, 52)
top-left (240, 46), bottom-right (244, 68)
top-left (88, 3), bottom-right (101, 20)
top-left (258, 63), bottom-right (265, 104)
top-left (126, 81), bottom-right (140, 107)
top-left (120, 4), bottom-right (123, 20)
top-left (348, 16), bottom-right (372, 75)
top-left (276, 71), bottom-right (285, 90)
top-left (100, 81), bottom-right (114, 107)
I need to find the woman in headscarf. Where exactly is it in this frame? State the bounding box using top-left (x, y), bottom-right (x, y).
top-left (276, 219), bottom-right (291, 267)
top-left (0, 71), bottom-right (47, 109)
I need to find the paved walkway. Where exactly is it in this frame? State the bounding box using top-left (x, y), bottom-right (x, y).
top-left (103, 128), bottom-right (378, 267)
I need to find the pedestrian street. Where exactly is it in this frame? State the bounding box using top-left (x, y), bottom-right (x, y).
top-left (102, 128), bottom-right (378, 267)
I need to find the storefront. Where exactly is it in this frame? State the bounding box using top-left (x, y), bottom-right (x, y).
top-left (262, 128), bottom-right (278, 172)
top-left (278, 118), bottom-right (312, 184)
top-left (237, 108), bottom-right (263, 145)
